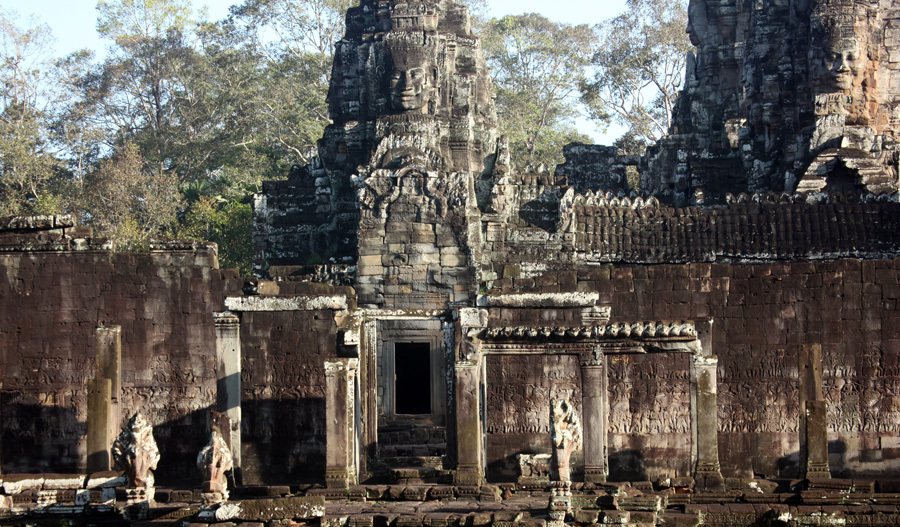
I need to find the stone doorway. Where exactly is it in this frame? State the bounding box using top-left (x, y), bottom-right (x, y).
top-left (374, 319), bottom-right (450, 483)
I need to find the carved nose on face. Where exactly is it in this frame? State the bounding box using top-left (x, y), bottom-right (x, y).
top-left (834, 55), bottom-right (850, 72)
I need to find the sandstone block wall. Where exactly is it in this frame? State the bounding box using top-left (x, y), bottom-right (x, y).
top-left (484, 258), bottom-right (900, 480)
top-left (0, 250), bottom-right (230, 481)
top-left (239, 306), bottom-right (341, 485)
top-left (0, 216), bottom-right (236, 482)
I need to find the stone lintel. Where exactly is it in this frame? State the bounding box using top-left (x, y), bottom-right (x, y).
top-left (481, 321), bottom-right (697, 341)
top-left (477, 292), bottom-right (602, 308)
top-left (225, 295), bottom-right (349, 312)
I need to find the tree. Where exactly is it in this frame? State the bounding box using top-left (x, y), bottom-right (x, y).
top-left (222, 0), bottom-right (353, 167)
top-left (80, 142), bottom-right (182, 249)
top-left (175, 195), bottom-right (252, 274)
top-left (482, 13), bottom-right (593, 167)
top-left (0, 9), bottom-right (64, 214)
top-left (580, 0), bottom-right (691, 143)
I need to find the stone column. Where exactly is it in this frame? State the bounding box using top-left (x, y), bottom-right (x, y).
top-left (324, 358), bottom-right (359, 488)
top-left (799, 344), bottom-right (830, 479)
top-left (580, 347), bottom-right (608, 483)
top-left (86, 379), bottom-right (112, 472)
top-left (214, 312), bottom-right (242, 482)
top-left (95, 326), bottom-right (122, 452)
top-left (454, 360), bottom-right (483, 486)
top-left (691, 354), bottom-right (724, 489)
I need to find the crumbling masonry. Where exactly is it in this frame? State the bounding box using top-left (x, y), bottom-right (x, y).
top-left (5, 0), bottom-right (900, 525)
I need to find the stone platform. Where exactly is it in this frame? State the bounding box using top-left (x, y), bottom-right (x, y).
top-left (6, 478), bottom-right (900, 526)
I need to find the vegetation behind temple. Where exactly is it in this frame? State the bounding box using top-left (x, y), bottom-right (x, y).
top-left (0, 0), bottom-right (687, 274)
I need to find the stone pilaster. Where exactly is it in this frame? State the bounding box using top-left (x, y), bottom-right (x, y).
top-left (324, 359), bottom-right (359, 488)
top-left (580, 347), bottom-right (608, 483)
top-left (95, 326), bottom-right (121, 456)
top-left (454, 360), bottom-right (483, 486)
top-left (799, 344), bottom-right (830, 479)
top-left (86, 379), bottom-right (112, 472)
top-left (691, 355), bottom-right (723, 489)
top-left (214, 312), bottom-right (242, 482)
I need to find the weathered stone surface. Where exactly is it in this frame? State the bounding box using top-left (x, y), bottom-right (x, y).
top-left (112, 413), bottom-right (160, 489)
top-left (549, 399), bottom-right (582, 485)
top-left (197, 428), bottom-right (233, 497)
top-left (213, 496), bottom-right (326, 522)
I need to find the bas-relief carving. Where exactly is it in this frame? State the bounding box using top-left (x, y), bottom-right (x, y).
top-left (824, 345), bottom-right (900, 433)
top-left (486, 355), bottom-right (581, 436)
top-left (718, 349), bottom-right (799, 434)
top-left (607, 354), bottom-right (691, 435)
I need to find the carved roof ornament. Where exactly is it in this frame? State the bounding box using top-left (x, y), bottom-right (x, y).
top-left (481, 321), bottom-right (697, 341)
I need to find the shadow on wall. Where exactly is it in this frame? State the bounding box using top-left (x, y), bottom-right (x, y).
top-left (0, 394), bottom-right (327, 487)
top-left (0, 395), bottom-right (213, 486)
top-left (239, 398), bottom-right (326, 485)
top-left (608, 449), bottom-right (648, 482)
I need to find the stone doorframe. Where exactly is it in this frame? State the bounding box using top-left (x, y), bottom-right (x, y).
top-left (454, 307), bottom-right (723, 488)
top-left (341, 309), bottom-right (455, 479)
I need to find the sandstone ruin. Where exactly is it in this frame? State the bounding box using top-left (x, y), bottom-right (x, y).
top-left (4, 0), bottom-right (900, 525)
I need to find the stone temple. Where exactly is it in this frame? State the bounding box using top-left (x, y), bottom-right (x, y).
top-left (5, 0), bottom-right (900, 525)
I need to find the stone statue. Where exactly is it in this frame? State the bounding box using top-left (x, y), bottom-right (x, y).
top-left (549, 398), bottom-right (582, 484)
top-left (112, 413), bottom-right (160, 489)
top-left (197, 429), bottom-right (233, 502)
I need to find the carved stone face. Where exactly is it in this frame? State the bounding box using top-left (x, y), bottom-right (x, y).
top-left (390, 65), bottom-right (429, 111)
top-left (824, 37), bottom-right (863, 91)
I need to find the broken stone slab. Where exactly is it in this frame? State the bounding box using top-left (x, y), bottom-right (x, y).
top-left (200, 496), bottom-right (325, 522)
top-left (40, 474), bottom-right (88, 490)
top-left (2, 475), bottom-right (46, 494)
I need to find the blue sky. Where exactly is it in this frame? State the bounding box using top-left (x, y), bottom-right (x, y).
top-left (4, 0), bottom-right (629, 142)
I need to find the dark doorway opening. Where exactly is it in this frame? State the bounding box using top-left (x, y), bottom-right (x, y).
top-left (394, 342), bottom-right (431, 415)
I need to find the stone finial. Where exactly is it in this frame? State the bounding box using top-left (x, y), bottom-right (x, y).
top-left (197, 429), bottom-right (233, 501)
top-left (112, 413), bottom-right (160, 489)
top-left (549, 398), bottom-right (582, 485)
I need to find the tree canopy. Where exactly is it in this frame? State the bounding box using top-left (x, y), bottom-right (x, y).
top-left (0, 0), bottom-right (691, 272)
top-left (580, 0), bottom-right (691, 144)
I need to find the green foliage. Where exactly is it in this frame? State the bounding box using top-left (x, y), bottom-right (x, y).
top-left (80, 142), bottom-right (183, 250)
top-left (580, 0), bottom-right (691, 142)
top-left (482, 13), bottom-right (593, 167)
top-left (176, 195), bottom-right (252, 274)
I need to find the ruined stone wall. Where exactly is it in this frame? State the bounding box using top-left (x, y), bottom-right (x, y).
top-left (0, 217), bottom-right (231, 482)
top-left (483, 258), bottom-right (900, 479)
top-left (481, 198), bottom-right (900, 274)
top-left (636, 0), bottom-right (900, 204)
top-left (235, 282), bottom-right (351, 485)
top-left (239, 310), bottom-right (337, 485)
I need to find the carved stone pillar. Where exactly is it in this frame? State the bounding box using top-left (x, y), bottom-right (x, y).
top-left (214, 312), bottom-right (242, 481)
top-left (691, 355), bottom-right (723, 489)
top-left (324, 358), bottom-right (359, 488)
top-left (86, 378), bottom-right (112, 473)
top-left (580, 348), bottom-right (608, 483)
top-left (799, 344), bottom-right (830, 479)
top-left (454, 360), bottom-right (483, 486)
top-left (95, 326), bottom-right (122, 463)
